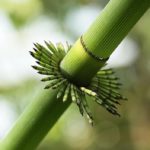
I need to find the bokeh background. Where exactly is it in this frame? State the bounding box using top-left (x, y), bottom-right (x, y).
top-left (0, 0), bottom-right (150, 150)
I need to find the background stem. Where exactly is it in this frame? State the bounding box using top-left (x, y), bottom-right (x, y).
top-left (1, 89), bottom-right (71, 150)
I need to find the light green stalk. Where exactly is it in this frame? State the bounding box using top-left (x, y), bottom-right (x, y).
top-left (60, 0), bottom-right (150, 85)
top-left (1, 0), bottom-right (149, 149)
top-left (1, 89), bottom-right (71, 150)
top-left (83, 0), bottom-right (150, 58)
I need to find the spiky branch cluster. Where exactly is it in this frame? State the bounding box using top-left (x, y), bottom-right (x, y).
top-left (30, 41), bottom-right (126, 125)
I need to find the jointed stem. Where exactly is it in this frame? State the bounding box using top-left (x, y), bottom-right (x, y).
top-left (83, 0), bottom-right (150, 58)
top-left (1, 0), bottom-right (149, 149)
top-left (60, 0), bottom-right (150, 85)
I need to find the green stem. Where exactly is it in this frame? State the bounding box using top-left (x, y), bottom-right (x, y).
top-left (83, 0), bottom-right (150, 58)
top-left (60, 0), bottom-right (149, 85)
top-left (1, 0), bottom-right (149, 149)
top-left (1, 89), bottom-right (71, 150)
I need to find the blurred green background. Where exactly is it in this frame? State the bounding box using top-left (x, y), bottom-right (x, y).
top-left (0, 0), bottom-right (150, 150)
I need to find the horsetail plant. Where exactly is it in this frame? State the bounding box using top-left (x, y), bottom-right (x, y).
top-left (1, 0), bottom-right (149, 150)
top-left (30, 41), bottom-right (126, 125)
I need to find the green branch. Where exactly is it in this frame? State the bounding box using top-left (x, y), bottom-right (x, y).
top-left (1, 0), bottom-right (149, 149)
top-left (1, 89), bottom-right (71, 150)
